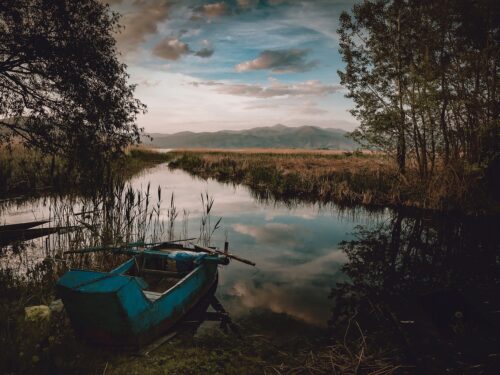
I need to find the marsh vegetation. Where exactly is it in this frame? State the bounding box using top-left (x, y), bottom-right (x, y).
top-left (0, 145), bottom-right (171, 198)
top-left (0, 178), bottom-right (228, 373)
top-left (0, 171), bottom-right (403, 374)
top-left (1, 0), bottom-right (498, 373)
top-left (167, 149), bottom-right (497, 213)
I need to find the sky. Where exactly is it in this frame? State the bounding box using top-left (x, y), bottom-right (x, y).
top-left (106, 0), bottom-right (359, 134)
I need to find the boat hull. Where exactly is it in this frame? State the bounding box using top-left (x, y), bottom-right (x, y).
top-left (57, 256), bottom-right (219, 348)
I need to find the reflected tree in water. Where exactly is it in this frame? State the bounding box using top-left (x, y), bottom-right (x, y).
top-left (330, 211), bottom-right (500, 372)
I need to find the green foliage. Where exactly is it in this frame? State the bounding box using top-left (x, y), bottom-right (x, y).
top-left (332, 211), bottom-right (500, 372)
top-left (0, 0), bottom-right (145, 168)
top-left (0, 146), bottom-right (170, 197)
top-left (169, 150), bottom-right (498, 212)
top-left (169, 151), bottom-right (401, 208)
top-left (338, 0), bottom-right (499, 178)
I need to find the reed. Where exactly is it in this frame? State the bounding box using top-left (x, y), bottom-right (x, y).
top-left (0, 144), bottom-right (65, 196)
top-left (0, 180), bottom-right (228, 373)
top-left (120, 146), bottom-right (173, 178)
top-left (0, 144), bottom-right (172, 198)
top-left (168, 150), bottom-right (497, 213)
top-left (198, 192), bottom-right (222, 247)
top-left (167, 192), bottom-right (178, 241)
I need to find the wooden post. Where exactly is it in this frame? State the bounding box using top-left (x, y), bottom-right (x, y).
top-left (192, 243), bottom-right (256, 267)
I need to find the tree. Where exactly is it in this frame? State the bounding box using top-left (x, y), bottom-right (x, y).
top-left (338, 0), bottom-right (413, 174)
top-left (0, 0), bottom-right (145, 168)
top-left (338, 0), bottom-right (499, 177)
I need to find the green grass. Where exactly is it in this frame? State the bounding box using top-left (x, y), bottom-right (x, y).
top-left (118, 147), bottom-right (173, 178)
top-left (167, 150), bottom-right (498, 213)
top-left (0, 263), bottom-right (399, 374)
top-left (168, 151), bottom-right (396, 208)
top-left (0, 145), bottom-right (172, 198)
top-left (0, 151), bottom-right (404, 374)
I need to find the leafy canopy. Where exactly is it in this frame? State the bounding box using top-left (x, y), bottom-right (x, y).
top-left (0, 0), bottom-right (145, 165)
top-left (338, 0), bottom-right (499, 177)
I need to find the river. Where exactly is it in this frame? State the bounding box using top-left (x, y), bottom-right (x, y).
top-left (1, 161), bottom-right (499, 371)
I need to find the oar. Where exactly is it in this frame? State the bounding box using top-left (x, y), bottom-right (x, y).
top-left (1, 226), bottom-right (77, 247)
top-left (63, 242), bottom-right (145, 255)
top-left (191, 243), bottom-right (256, 267)
top-left (0, 220), bottom-right (51, 232)
top-left (63, 238), bottom-right (196, 255)
top-left (150, 238), bottom-right (196, 249)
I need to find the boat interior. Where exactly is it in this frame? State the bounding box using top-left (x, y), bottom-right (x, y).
top-left (123, 253), bottom-right (195, 302)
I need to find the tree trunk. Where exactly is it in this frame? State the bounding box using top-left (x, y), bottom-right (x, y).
top-left (397, 121), bottom-right (406, 175)
top-left (396, 11), bottom-right (406, 175)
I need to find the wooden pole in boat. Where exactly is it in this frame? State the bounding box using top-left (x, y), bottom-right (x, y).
top-left (191, 243), bottom-right (256, 267)
top-left (64, 238), bottom-right (196, 255)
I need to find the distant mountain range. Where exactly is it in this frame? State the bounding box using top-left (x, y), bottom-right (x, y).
top-left (143, 124), bottom-right (358, 150)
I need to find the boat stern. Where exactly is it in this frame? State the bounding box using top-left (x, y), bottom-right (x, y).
top-left (57, 270), bottom-right (148, 346)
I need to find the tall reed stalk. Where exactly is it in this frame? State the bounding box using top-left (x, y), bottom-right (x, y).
top-left (167, 193), bottom-right (178, 241)
top-left (199, 192), bottom-right (222, 247)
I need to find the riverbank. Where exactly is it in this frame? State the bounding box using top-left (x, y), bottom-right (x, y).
top-left (167, 149), bottom-right (498, 214)
top-left (0, 260), bottom-right (400, 374)
top-left (0, 145), bottom-right (171, 198)
top-left (2, 151), bottom-right (496, 373)
top-left (0, 158), bottom-right (403, 374)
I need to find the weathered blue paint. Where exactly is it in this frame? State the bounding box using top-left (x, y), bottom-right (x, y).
top-left (57, 250), bottom-right (226, 347)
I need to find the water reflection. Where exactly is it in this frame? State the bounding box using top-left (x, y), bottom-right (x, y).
top-left (3, 162), bottom-right (498, 371)
top-left (80, 164), bottom-right (390, 327)
top-left (1, 163), bottom-right (387, 330)
top-left (330, 211), bottom-right (500, 372)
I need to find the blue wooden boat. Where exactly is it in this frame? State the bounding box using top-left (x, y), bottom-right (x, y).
top-left (57, 249), bottom-right (229, 347)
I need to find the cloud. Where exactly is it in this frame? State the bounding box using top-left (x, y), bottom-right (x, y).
top-left (235, 49), bottom-right (317, 73)
top-left (114, 1), bottom-right (170, 52)
top-left (297, 106), bottom-right (328, 115)
top-left (153, 37), bottom-right (190, 60)
top-left (193, 78), bottom-right (341, 98)
top-left (195, 2), bottom-right (231, 17)
top-left (244, 99), bottom-right (329, 115)
top-left (190, 80), bottom-right (223, 87)
top-left (237, 0), bottom-right (259, 9)
top-left (233, 223), bottom-right (299, 246)
top-left (153, 38), bottom-right (215, 60)
top-left (244, 102), bottom-right (278, 110)
top-left (135, 78), bottom-right (161, 88)
top-left (295, 100), bottom-right (329, 115)
top-left (194, 40), bottom-right (215, 58)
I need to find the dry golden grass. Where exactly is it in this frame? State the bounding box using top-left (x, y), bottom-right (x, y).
top-left (201, 152), bottom-right (392, 176)
top-left (173, 149), bottom-right (393, 177)
top-left (168, 149), bottom-right (495, 212)
top-left (168, 150), bottom-right (397, 207)
top-left (172, 147), bottom-right (379, 155)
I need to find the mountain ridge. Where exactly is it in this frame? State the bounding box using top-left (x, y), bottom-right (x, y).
top-left (143, 125), bottom-right (357, 150)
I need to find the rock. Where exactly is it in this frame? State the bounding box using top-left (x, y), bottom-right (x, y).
top-left (25, 305), bottom-right (51, 322)
top-left (49, 299), bottom-right (64, 313)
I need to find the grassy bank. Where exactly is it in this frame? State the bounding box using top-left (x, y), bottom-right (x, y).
top-left (120, 147), bottom-right (173, 178)
top-left (168, 149), bottom-right (497, 213)
top-left (0, 145), bottom-right (171, 198)
top-left (0, 180), bottom-right (402, 374)
top-left (0, 264), bottom-right (400, 375)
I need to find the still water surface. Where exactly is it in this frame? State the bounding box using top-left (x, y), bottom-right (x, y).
top-left (2, 161), bottom-right (499, 371)
top-left (0, 162), bottom-right (390, 328)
